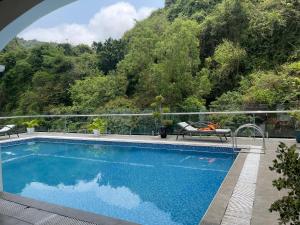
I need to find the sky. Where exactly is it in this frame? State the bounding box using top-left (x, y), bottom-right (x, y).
top-left (19, 0), bottom-right (164, 45)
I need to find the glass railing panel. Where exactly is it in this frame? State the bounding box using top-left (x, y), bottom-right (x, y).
top-left (0, 110), bottom-right (298, 139)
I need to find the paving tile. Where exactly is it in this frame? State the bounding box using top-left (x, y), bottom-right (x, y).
top-left (0, 199), bottom-right (28, 218)
top-left (0, 214), bottom-right (32, 225)
top-left (221, 215), bottom-right (250, 225)
top-left (38, 215), bottom-right (98, 225)
top-left (15, 208), bottom-right (55, 224)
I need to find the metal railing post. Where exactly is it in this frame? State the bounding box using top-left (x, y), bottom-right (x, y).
top-left (64, 117), bottom-right (67, 133)
top-left (252, 113), bottom-right (256, 138)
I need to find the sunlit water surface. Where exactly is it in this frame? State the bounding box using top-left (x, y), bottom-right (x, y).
top-left (2, 139), bottom-right (236, 225)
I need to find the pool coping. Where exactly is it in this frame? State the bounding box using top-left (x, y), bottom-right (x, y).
top-left (0, 133), bottom-right (257, 150)
top-left (0, 192), bottom-right (138, 225)
top-left (199, 152), bottom-right (246, 225)
top-left (0, 134), bottom-right (246, 225)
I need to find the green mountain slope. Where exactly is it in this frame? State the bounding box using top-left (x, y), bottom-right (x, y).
top-left (0, 0), bottom-right (299, 116)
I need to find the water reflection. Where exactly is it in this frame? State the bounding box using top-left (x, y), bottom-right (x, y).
top-left (2, 151), bottom-right (16, 156)
top-left (3, 141), bottom-right (236, 225)
top-left (21, 173), bottom-right (181, 225)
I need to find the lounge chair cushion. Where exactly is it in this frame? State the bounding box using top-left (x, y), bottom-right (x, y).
top-left (178, 122), bottom-right (231, 134)
top-left (200, 124), bottom-right (218, 131)
top-left (215, 129), bottom-right (231, 134)
top-left (0, 125), bottom-right (15, 133)
top-left (177, 122), bottom-right (198, 132)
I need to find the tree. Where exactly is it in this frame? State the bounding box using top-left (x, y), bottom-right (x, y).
top-left (16, 91), bottom-right (41, 115)
top-left (208, 91), bottom-right (249, 128)
top-left (99, 97), bottom-right (139, 134)
top-left (209, 40), bottom-right (247, 97)
top-left (137, 18), bottom-right (200, 107)
top-left (72, 53), bottom-right (100, 79)
top-left (69, 74), bottom-right (126, 112)
top-left (92, 38), bottom-right (126, 74)
top-left (241, 70), bottom-right (300, 108)
top-left (180, 96), bottom-right (206, 112)
top-left (117, 11), bottom-right (169, 96)
top-left (165, 0), bottom-right (177, 8)
top-left (167, 0), bottom-right (222, 22)
top-left (73, 44), bottom-right (94, 56)
top-left (0, 0), bottom-right (299, 117)
top-left (245, 0), bottom-right (300, 69)
top-left (269, 143), bottom-right (300, 225)
top-left (199, 0), bottom-right (252, 61)
top-left (0, 60), bottom-right (33, 112)
top-left (210, 91), bottom-right (243, 111)
top-left (27, 44), bottom-right (65, 72)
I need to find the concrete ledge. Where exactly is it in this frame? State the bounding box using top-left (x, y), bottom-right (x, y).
top-left (0, 192), bottom-right (138, 225)
top-left (200, 153), bottom-right (246, 225)
top-left (0, 132), bottom-right (259, 150)
top-left (0, 213), bottom-right (31, 225)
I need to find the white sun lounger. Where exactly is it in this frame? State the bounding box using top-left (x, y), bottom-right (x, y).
top-left (176, 122), bottom-right (232, 142)
top-left (0, 125), bottom-right (19, 138)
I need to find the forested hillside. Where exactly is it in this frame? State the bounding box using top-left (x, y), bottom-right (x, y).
top-left (0, 0), bottom-right (299, 116)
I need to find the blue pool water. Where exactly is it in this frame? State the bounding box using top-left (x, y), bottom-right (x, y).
top-left (1, 138), bottom-right (236, 225)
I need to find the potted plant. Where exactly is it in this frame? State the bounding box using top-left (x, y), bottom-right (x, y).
top-left (151, 95), bottom-right (173, 138)
top-left (88, 118), bottom-right (107, 136)
top-left (291, 112), bottom-right (300, 143)
top-left (23, 119), bottom-right (40, 134)
top-left (161, 119), bottom-right (174, 137)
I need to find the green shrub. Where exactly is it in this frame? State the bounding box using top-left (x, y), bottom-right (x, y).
top-left (269, 143), bottom-right (300, 225)
top-left (87, 118), bottom-right (107, 133)
top-left (23, 119), bottom-right (40, 128)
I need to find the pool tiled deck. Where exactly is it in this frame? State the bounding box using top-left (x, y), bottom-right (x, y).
top-left (0, 133), bottom-right (298, 225)
top-left (0, 192), bottom-right (137, 225)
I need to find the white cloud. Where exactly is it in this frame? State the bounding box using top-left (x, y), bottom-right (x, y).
top-left (19, 2), bottom-right (155, 45)
top-left (19, 24), bottom-right (96, 45)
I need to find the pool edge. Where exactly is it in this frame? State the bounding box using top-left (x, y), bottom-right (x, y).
top-left (0, 134), bottom-right (240, 225)
top-left (199, 152), bottom-right (246, 225)
top-left (0, 191), bottom-right (139, 225)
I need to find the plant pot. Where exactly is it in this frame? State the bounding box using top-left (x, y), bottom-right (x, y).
top-left (296, 130), bottom-right (300, 143)
top-left (27, 127), bottom-right (35, 134)
top-left (93, 129), bottom-right (100, 136)
top-left (160, 126), bottom-right (167, 139)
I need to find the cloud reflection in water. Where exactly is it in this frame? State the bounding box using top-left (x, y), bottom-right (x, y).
top-left (21, 173), bottom-right (181, 225)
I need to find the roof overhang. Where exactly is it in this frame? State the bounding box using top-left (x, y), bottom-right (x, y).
top-left (0, 0), bottom-right (77, 50)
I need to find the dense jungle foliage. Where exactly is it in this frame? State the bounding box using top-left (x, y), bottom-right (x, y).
top-left (0, 0), bottom-right (299, 116)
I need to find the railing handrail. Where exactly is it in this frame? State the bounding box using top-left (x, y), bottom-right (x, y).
top-left (0, 110), bottom-right (299, 120)
top-left (233, 124), bottom-right (266, 153)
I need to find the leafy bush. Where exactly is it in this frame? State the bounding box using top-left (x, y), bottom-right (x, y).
top-left (87, 118), bottom-right (107, 133)
top-left (290, 112), bottom-right (300, 130)
top-left (180, 96), bottom-right (206, 112)
top-left (100, 97), bottom-right (140, 134)
top-left (269, 143), bottom-right (300, 225)
top-left (23, 119), bottom-right (40, 128)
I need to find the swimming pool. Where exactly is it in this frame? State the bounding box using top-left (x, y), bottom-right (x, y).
top-left (1, 138), bottom-right (237, 225)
